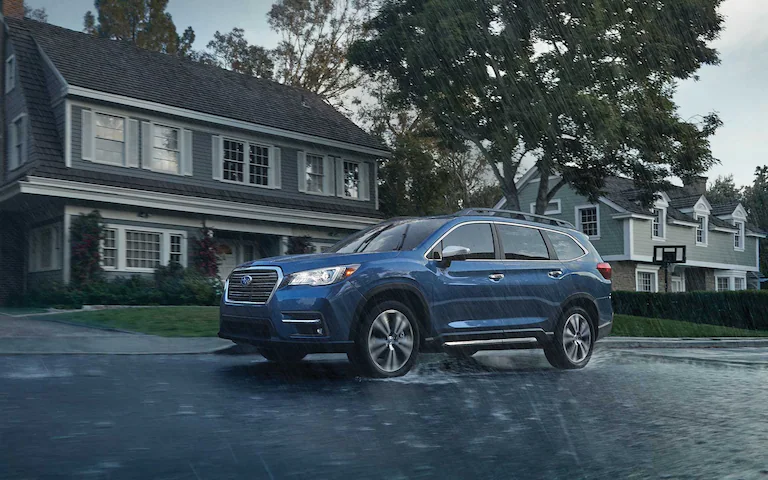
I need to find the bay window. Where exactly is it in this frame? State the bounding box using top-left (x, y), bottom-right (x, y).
top-left (99, 226), bottom-right (186, 272)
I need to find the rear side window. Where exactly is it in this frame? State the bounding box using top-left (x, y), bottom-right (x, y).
top-left (497, 224), bottom-right (549, 260)
top-left (547, 231), bottom-right (586, 260)
top-left (441, 223), bottom-right (495, 260)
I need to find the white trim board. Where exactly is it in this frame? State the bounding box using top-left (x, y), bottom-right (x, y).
top-left (68, 86), bottom-right (391, 158)
top-left (26, 177), bottom-right (380, 230)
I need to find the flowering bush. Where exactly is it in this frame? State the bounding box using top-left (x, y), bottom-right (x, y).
top-left (70, 211), bottom-right (104, 286)
top-left (192, 227), bottom-right (221, 277)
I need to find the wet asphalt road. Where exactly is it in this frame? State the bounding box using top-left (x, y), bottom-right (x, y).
top-left (2, 349), bottom-right (768, 480)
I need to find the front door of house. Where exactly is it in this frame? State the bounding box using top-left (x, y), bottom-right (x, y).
top-left (218, 242), bottom-right (238, 279)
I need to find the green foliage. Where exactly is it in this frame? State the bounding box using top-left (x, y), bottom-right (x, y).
top-left (612, 291), bottom-right (768, 331)
top-left (706, 175), bottom-right (742, 206)
top-left (351, 0), bottom-right (725, 212)
top-left (69, 211), bottom-right (104, 287)
top-left (743, 166), bottom-right (768, 275)
top-left (83, 0), bottom-right (195, 56)
top-left (24, 3), bottom-right (48, 22)
top-left (197, 28), bottom-right (274, 78)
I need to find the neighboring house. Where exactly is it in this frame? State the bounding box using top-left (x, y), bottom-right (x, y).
top-left (495, 168), bottom-right (765, 292)
top-left (0, 5), bottom-right (389, 304)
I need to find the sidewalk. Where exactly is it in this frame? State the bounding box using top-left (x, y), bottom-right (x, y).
top-left (601, 337), bottom-right (768, 349)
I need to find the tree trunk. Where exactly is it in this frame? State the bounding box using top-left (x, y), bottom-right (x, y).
top-left (534, 156), bottom-right (552, 215)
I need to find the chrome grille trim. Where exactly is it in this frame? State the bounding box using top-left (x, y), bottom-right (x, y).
top-left (224, 267), bottom-right (283, 305)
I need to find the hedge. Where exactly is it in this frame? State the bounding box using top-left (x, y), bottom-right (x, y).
top-left (612, 291), bottom-right (768, 331)
top-left (14, 264), bottom-right (222, 309)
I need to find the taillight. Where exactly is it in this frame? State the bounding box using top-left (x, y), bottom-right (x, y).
top-left (597, 262), bottom-right (612, 280)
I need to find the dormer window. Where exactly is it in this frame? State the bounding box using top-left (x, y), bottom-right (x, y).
top-left (5, 55), bottom-right (16, 93)
top-left (734, 220), bottom-right (745, 250)
top-left (695, 213), bottom-right (708, 246)
top-left (652, 208), bottom-right (666, 239)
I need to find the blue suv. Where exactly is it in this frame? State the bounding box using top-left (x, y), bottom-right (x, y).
top-left (219, 209), bottom-right (613, 377)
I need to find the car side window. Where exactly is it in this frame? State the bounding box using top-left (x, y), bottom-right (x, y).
top-left (497, 224), bottom-right (550, 260)
top-left (546, 231), bottom-right (586, 260)
top-left (441, 223), bottom-right (495, 260)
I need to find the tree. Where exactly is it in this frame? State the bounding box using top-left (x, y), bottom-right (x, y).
top-left (743, 167), bottom-right (768, 275)
top-left (201, 28), bottom-right (274, 78)
top-left (350, 0), bottom-right (724, 213)
top-left (707, 175), bottom-right (741, 205)
top-left (83, 0), bottom-right (195, 56)
top-left (24, 3), bottom-right (48, 22)
top-left (269, 0), bottom-right (372, 105)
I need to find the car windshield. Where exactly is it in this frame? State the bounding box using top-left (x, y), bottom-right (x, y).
top-left (330, 218), bottom-right (449, 254)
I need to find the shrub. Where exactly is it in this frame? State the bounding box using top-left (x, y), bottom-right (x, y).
top-left (612, 291), bottom-right (768, 331)
top-left (70, 211), bottom-right (105, 286)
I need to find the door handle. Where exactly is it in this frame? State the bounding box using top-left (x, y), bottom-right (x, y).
top-left (548, 270), bottom-right (564, 279)
top-left (488, 273), bottom-right (505, 281)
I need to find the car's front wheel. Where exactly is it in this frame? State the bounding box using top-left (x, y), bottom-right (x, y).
top-left (544, 307), bottom-right (595, 369)
top-left (350, 300), bottom-right (420, 378)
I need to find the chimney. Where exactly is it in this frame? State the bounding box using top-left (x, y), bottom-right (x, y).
top-left (2, 0), bottom-right (24, 19)
top-left (682, 175), bottom-right (708, 197)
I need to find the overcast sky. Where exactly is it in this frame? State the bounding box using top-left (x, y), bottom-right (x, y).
top-left (29, 0), bottom-right (768, 188)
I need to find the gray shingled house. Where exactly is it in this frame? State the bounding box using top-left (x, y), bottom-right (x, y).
top-left (496, 168), bottom-right (765, 292)
top-left (0, 6), bottom-right (389, 304)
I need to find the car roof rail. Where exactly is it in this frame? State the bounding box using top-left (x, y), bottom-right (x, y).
top-left (455, 208), bottom-right (576, 229)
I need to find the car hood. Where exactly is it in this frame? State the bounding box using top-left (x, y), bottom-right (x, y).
top-left (237, 251), bottom-right (401, 275)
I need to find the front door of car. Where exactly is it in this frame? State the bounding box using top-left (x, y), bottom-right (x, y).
top-left (428, 222), bottom-right (511, 335)
top-left (494, 223), bottom-right (569, 332)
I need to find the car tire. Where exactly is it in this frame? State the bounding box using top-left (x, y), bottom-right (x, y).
top-left (349, 300), bottom-right (420, 378)
top-left (444, 347), bottom-right (477, 359)
top-left (259, 348), bottom-right (307, 363)
top-left (544, 306), bottom-right (595, 370)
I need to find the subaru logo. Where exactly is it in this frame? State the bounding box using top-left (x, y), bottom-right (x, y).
top-left (241, 275), bottom-right (253, 286)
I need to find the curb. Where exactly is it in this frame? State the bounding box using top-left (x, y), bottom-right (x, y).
top-left (601, 337), bottom-right (768, 349)
top-left (23, 315), bottom-right (145, 336)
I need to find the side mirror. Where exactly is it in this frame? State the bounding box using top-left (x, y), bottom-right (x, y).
top-left (437, 245), bottom-right (471, 268)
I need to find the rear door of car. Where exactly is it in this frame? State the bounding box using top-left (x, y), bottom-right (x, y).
top-left (494, 223), bottom-right (571, 332)
top-left (428, 222), bottom-right (511, 335)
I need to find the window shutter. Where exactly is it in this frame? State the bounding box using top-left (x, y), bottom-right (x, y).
top-left (182, 129), bottom-right (193, 176)
top-left (297, 151), bottom-right (307, 192)
top-left (211, 135), bottom-right (222, 180)
top-left (81, 109), bottom-right (93, 161)
top-left (335, 158), bottom-right (344, 197)
top-left (7, 121), bottom-right (18, 170)
top-left (126, 119), bottom-right (140, 167)
top-left (270, 147), bottom-right (281, 188)
top-left (322, 156), bottom-right (334, 195)
top-left (141, 121), bottom-right (152, 170)
top-left (360, 162), bottom-right (370, 201)
top-left (19, 116), bottom-right (27, 166)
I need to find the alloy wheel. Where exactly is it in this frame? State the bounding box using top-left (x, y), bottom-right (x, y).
top-left (563, 313), bottom-right (592, 364)
top-left (367, 309), bottom-right (415, 373)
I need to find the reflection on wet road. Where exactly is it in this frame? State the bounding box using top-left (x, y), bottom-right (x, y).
top-left (2, 349), bottom-right (768, 479)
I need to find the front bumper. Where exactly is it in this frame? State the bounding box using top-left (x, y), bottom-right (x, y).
top-left (219, 280), bottom-right (363, 352)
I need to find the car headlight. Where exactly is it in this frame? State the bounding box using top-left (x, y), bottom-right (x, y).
top-left (285, 265), bottom-right (360, 287)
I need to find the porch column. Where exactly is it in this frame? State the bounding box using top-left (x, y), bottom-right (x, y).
top-left (279, 236), bottom-right (288, 255)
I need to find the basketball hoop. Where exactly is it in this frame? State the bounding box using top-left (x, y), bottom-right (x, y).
top-left (653, 246), bottom-right (686, 292)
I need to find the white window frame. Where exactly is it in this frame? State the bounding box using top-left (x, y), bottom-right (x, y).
top-left (529, 199), bottom-right (562, 215)
top-left (101, 228), bottom-right (119, 270)
top-left (7, 113), bottom-right (26, 171)
top-left (304, 153), bottom-right (327, 195)
top-left (733, 220), bottom-right (745, 251)
top-left (670, 275), bottom-right (685, 293)
top-left (149, 123), bottom-right (182, 175)
top-left (695, 213), bottom-right (708, 246)
top-left (28, 224), bottom-right (61, 273)
top-left (715, 276), bottom-right (731, 292)
top-left (5, 55), bottom-right (16, 93)
top-left (341, 159), bottom-right (362, 199)
top-left (219, 136), bottom-right (278, 189)
top-left (575, 204), bottom-right (600, 240)
top-left (652, 207), bottom-right (666, 241)
top-left (715, 272), bottom-right (748, 292)
top-left (734, 277), bottom-right (746, 291)
top-left (92, 110), bottom-right (128, 166)
top-left (635, 265), bottom-right (659, 293)
top-left (100, 224), bottom-right (187, 273)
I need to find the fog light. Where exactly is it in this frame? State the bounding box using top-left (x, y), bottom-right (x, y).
top-left (316, 327), bottom-right (324, 335)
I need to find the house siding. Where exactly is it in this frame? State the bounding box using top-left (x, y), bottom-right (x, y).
top-left (633, 220), bottom-right (757, 268)
top-left (70, 104), bottom-right (379, 214)
top-left (517, 180), bottom-right (624, 256)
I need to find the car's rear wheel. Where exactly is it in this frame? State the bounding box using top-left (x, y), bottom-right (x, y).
top-left (349, 300), bottom-right (420, 378)
top-left (259, 348), bottom-right (307, 363)
top-left (544, 307), bottom-right (595, 369)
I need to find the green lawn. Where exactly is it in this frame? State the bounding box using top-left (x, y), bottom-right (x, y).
top-left (41, 306), bottom-right (220, 337)
top-left (612, 314), bottom-right (768, 338)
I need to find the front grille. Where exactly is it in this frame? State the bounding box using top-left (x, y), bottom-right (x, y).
top-left (226, 269), bottom-right (279, 304)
